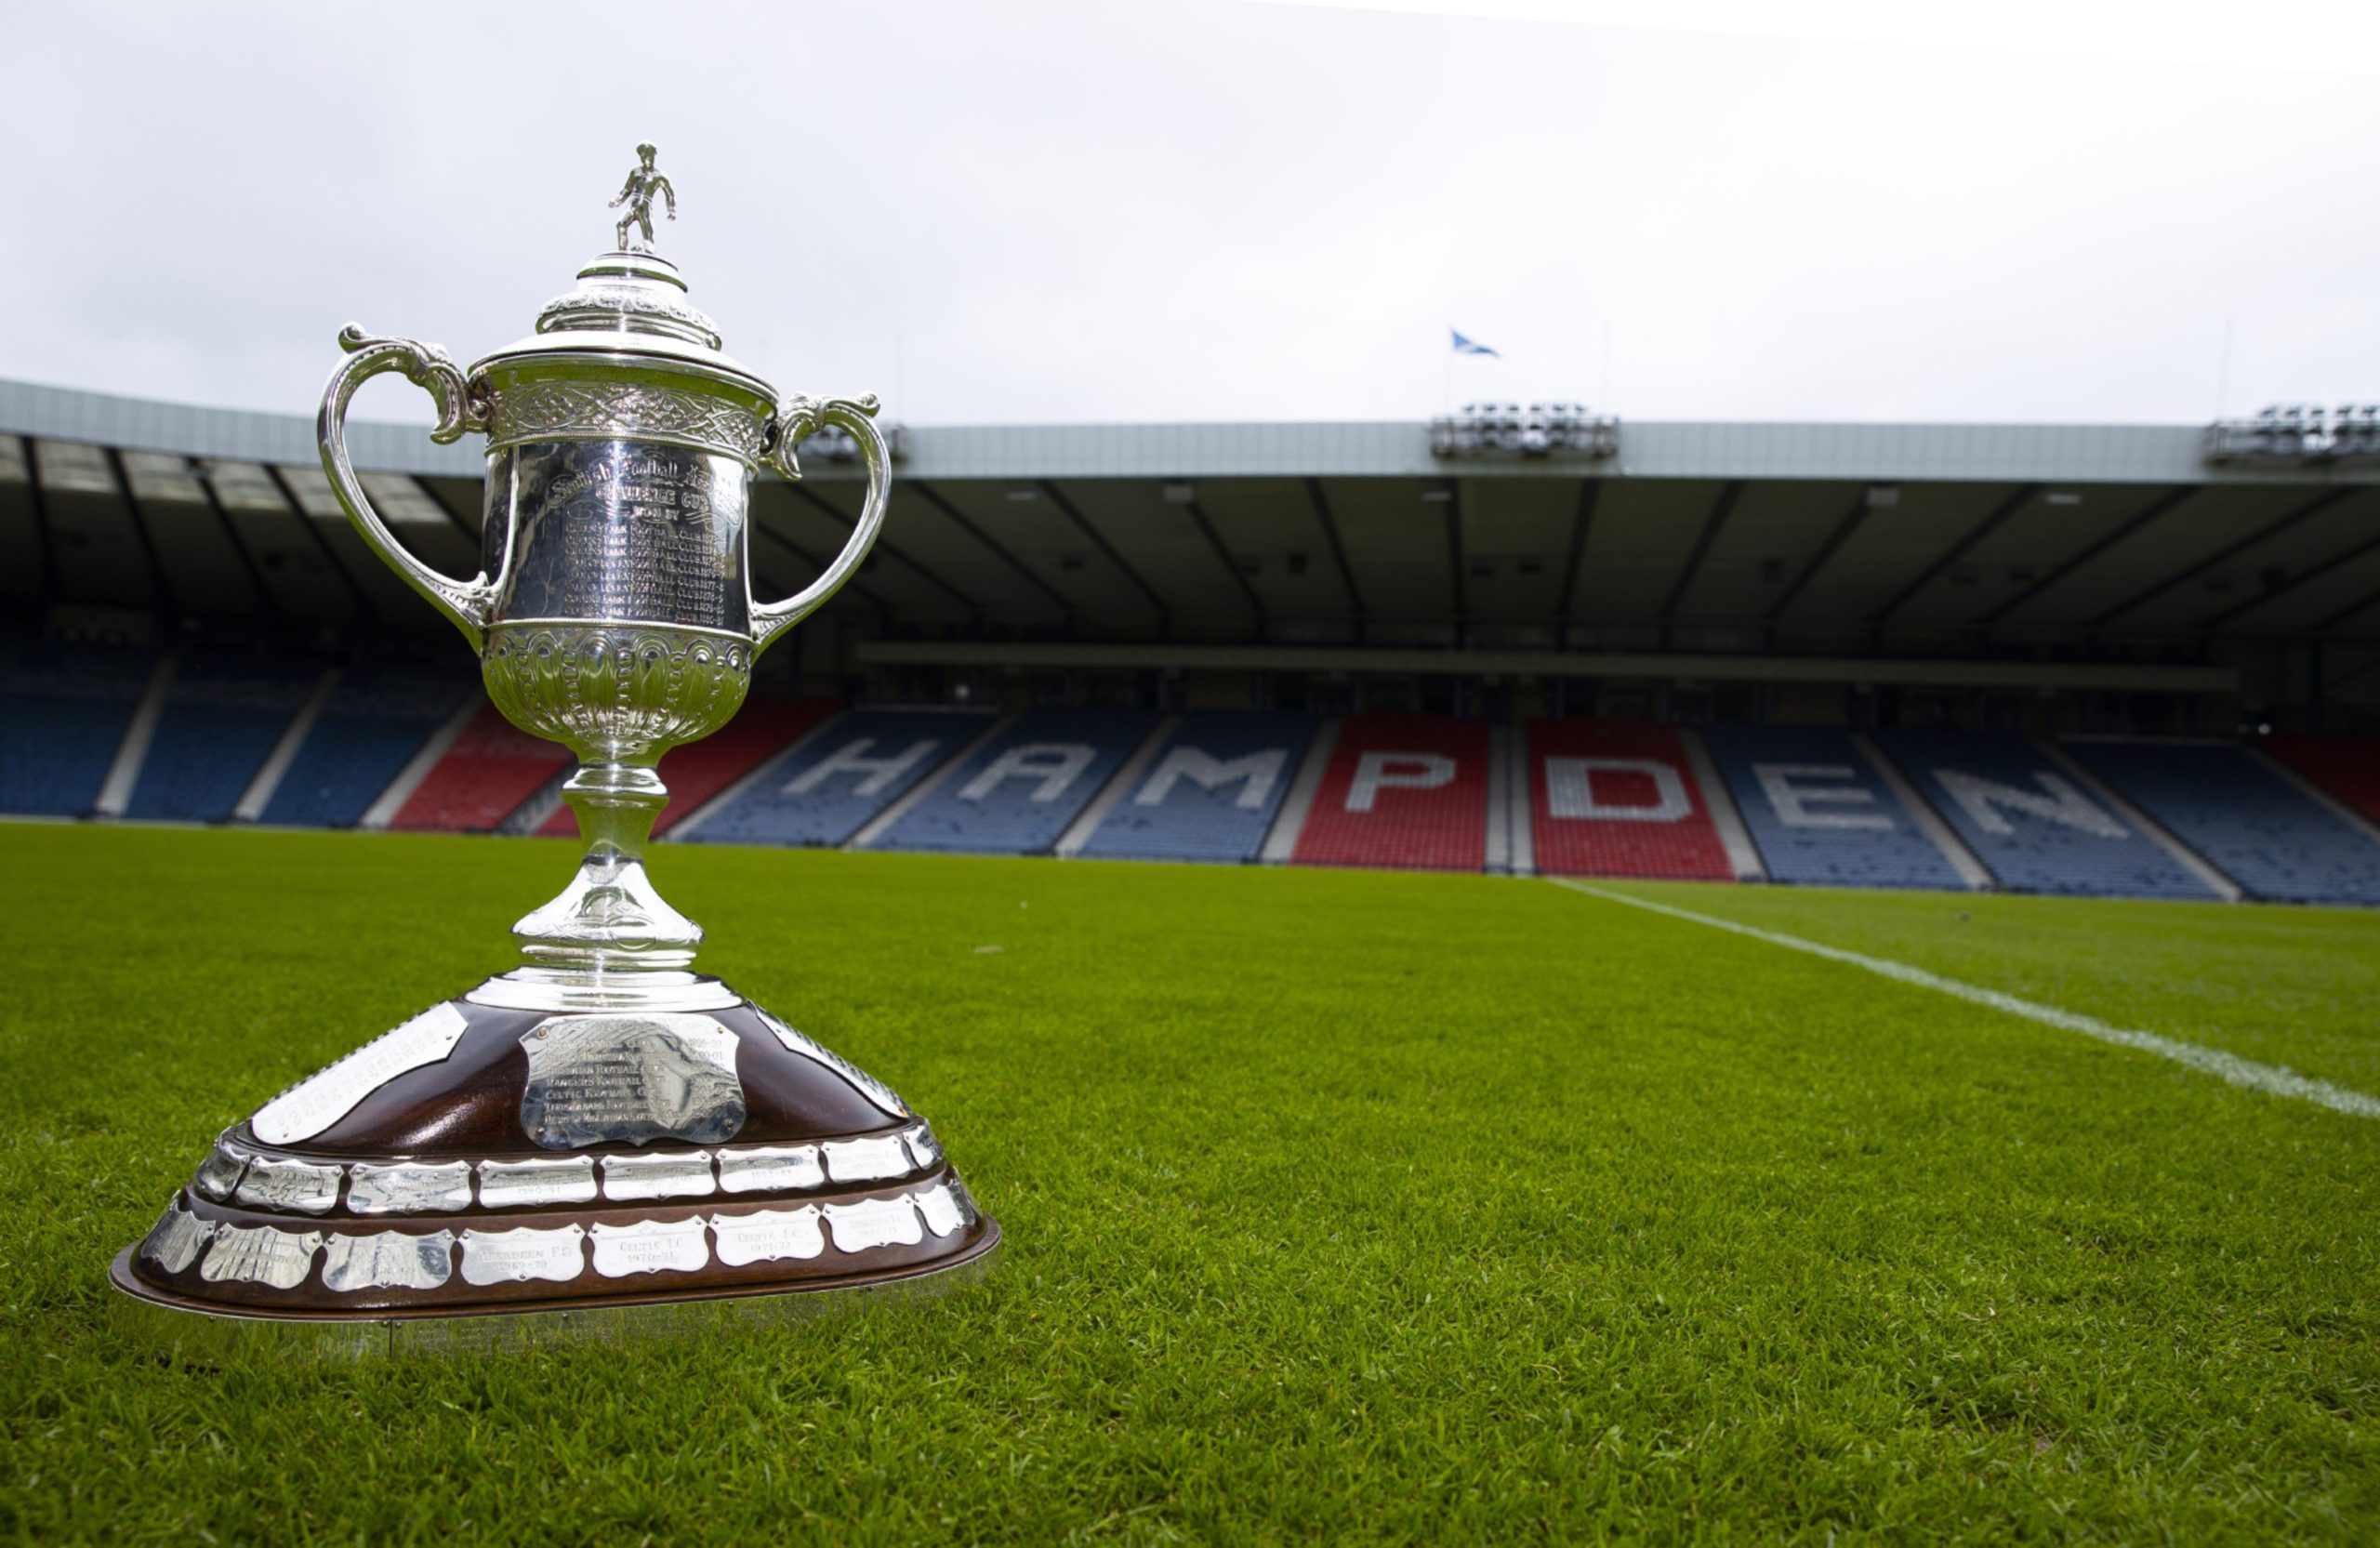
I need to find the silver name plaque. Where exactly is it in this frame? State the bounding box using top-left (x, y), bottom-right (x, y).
top-left (589, 1217), bottom-right (710, 1277)
top-left (458, 1224), bottom-right (586, 1286)
top-left (716, 1143), bottom-right (826, 1194)
top-left (191, 1137), bottom-right (251, 1201)
top-left (519, 1013), bottom-right (745, 1149)
top-left (252, 1003), bottom-right (469, 1146)
top-left (140, 1201), bottom-right (215, 1274)
top-left (477, 1156), bottom-right (599, 1209)
top-left (348, 1159), bottom-right (475, 1215)
top-left (201, 1224), bottom-right (324, 1290)
top-left (602, 1151), bottom-right (716, 1201)
top-left (901, 1123), bottom-right (943, 1171)
top-left (709, 1205), bottom-right (826, 1266)
top-left (915, 1182), bottom-right (965, 1238)
top-left (234, 1156), bottom-right (344, 1215)
top-left (823, 1134), bottom-right (913, 1184)
top-left (323, 1230), bottom-right (456, 1292)
top-left (758, 1008), bottom-right (906, 1118)
top-left (823, 1195), bottom-right (925, 1253)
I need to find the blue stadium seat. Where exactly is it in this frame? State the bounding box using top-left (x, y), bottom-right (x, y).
top-left (0, 642), bottom-right (154, 816)
top-left (874, 708), bottom-right (1160, 855)
top-left (1699, 725), bottom-right (1966, 890)
top-left (1078, 711), bottom-right (1315, 862)
top-left (2063, 740), bottom-right (2380, 906)
top-left (124, 654), bottom-right (321, 822)
top-left (260, 667), bottom-right (473, 827)
top-left (681, 708), bottom-right (993, 848)
top-left (1875, 732), bottom-right (2215, 899)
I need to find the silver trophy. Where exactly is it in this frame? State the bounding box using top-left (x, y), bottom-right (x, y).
top-left (111, 149), bottom-right (998, 1352)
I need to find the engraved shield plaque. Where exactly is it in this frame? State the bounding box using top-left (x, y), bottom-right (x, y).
top-left (602, 1151), bottom-right (716, 1201)
top-left (709, 1206), bottom-right (826, 1266)
top-left (588, 1217), bottom-right (711, 1278)
top-left (822, 1195), bottom-right (925, 1253)
top-left (519, 1013), bottom-right (745, 1148)
top-left (192, 1137), bottom-right (251, 1201)
top-left (717, 1144), bottom-right (826, 1195)
top-left (201, 1224), bottom-right (324, 1290)
top-left (915, 1183), bottom-right (966, 1238)
top-left (323, 1230), bottom-right (456, 1292)
top-left (823, 1133), bottom-right (914, 1184)
top-left (235, 1156), bottom-right (344, 1215)
top-left (459, 1224), bottom-right (587, 1286)
top-left (348, 1159), bottom-right (474, 1216)
top-left (477, 1156), bottom-right (598, 1209)
top-left (139, 1201), bottom-right (215, 1274)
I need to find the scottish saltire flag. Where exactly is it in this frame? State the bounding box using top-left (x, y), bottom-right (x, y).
top-left (1450, 329), bottom-right (1500, 357)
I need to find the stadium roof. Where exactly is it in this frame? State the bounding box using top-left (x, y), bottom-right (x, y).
top-left (6, 378), bottom-right (2377, 692)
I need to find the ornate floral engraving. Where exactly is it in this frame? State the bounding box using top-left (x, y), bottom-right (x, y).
top-left (481, 623), bottom-right (751, 764)
top-left (487, 380), bottom-right (767, 464)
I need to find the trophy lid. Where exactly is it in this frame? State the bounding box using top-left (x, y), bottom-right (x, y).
top-left (469, 144), bottom-right (773, 397)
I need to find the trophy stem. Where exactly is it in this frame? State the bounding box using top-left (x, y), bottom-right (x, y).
top-left (509, 761), bottom-right (703, 972)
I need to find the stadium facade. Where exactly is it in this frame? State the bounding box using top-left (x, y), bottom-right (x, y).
top-left (5, 378), bottom-right (2378, 904)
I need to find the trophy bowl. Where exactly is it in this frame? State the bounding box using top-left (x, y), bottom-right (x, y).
top-left (108, 149), bottom-right (998, 1355)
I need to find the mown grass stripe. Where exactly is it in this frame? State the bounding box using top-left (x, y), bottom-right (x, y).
top-left (1550, 877), bottom-right (2380, 1120)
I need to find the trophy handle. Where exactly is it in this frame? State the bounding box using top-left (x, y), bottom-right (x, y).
top-left (317, 324), bottom-right (496, 649)
top-left (753, 393), bottom-right (890, 657)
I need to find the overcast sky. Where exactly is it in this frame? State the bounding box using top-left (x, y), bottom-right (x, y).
top-left (8, 1), bottom-right (2378, 429)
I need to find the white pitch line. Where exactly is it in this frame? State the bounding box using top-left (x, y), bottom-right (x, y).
top-left (1548, 878), bottom-right (2380, 1121)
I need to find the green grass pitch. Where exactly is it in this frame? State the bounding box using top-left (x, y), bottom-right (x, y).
top-left (4, 824), bottom-right (2377, 1542)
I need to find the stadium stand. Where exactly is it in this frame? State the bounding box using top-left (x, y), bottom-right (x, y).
top-left (1527, 719), bottom-right (1736, 880)
top-left (1701, 725), bottom-right (1968, 890)
top-left (258, 666), bottom-right (473, 828)
top-left (1875, 731), bottom-right (2217, 899)
top-left (122, 652), bottom-right (320, 822)
top-left (387, 704), bottom-right (572, 833)
top-left (871, 708), bottom-right (1160, 855)
top-left (1292, 713), bottom-right (1489, 871)
top-left (0, 641), bottom-right (153, 816)
top-left (535, 695), bottom-right (838, 840)
top-left (2263, 734), bottom-right (2380, 827)
top-left (1077, 710), bottom-right (1316, 863)
top-left (2063, 740), bottom-right (2380, 906)
top-left (679, 708), bottom-right (993, 849)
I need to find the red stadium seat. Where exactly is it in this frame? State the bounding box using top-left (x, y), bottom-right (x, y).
top-left (1292, 713), bottom-right (1488, 871)
top-left (1528, 719), bottom-right (1734, 880)
top-left (2264, 734), bottom-right (2380, 827)
top-left (388, 705), bottom-right (570, 833)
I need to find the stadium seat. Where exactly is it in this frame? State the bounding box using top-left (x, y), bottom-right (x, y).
top-left (872, 708), bottom-right (1161, 855)
top-left (2063, 739), bottom-right (2380, 906)
top-left (388, 704), bottom-right (572, 833)
top-left (259, 666), bottom-right (474, 828)
top-left (2263, 734), bottom-right (2380, 827)
top-left (1873, 731), bottom-right (2218, 899)
top-left (1527, 719), bottom-right (1735, 880)
top-left (123, 652), bottom-right (321, 823)
top-left (0, 641), bottom-right (153, 817)
top-left (680, 708), bottom-right (994, 848)
top-left (537, 695), bottom-right (839, 840)
top-left (1699, 724), bottom-right (1966, 890)
top-left (1292, 713), bottom-right (1488, 871)
top-left (1078, 711), bottom-right (1316, 863)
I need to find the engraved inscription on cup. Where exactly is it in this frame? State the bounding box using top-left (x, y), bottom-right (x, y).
top-left (486, 441), bottom-right (749, 633)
